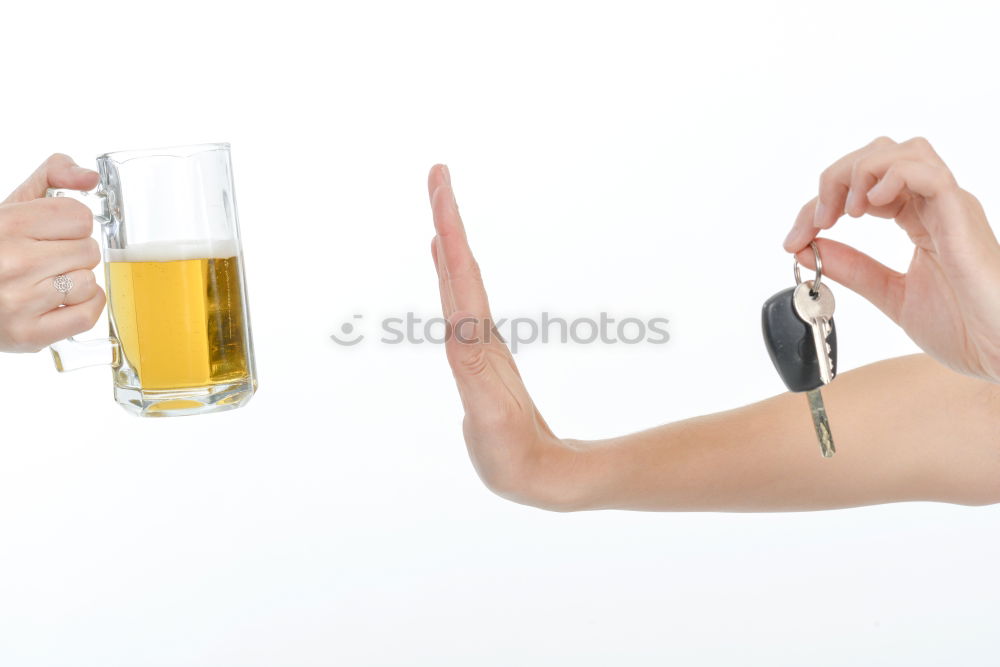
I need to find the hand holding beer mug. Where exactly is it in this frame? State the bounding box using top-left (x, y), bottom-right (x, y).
top-left (48, 143), bottom-right (258, 417)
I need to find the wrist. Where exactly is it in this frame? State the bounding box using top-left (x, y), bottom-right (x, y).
top-left (499, 437), bottom-right (598, 513)
top-left (535, 438), bottom-right (609, 512)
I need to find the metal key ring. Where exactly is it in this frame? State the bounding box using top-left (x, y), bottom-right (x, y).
top-left (792, 241), bottom-right (823, 293)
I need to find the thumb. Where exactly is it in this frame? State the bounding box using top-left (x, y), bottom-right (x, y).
top-left (794, 238), bottom-right (905, 323)
top-left (4, 153), bottom-right (100, 204)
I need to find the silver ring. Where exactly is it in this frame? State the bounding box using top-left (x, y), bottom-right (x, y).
top-left (793, 241), bottom-right (823, 293)
top-left (53, 274), bottom-right (74, 303)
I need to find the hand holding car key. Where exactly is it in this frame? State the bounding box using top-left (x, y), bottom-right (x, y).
top-left (762, 242), bottom-right (838, 457)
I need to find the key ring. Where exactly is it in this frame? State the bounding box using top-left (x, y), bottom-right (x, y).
top-left (793, 241), bottom-right (823, 294)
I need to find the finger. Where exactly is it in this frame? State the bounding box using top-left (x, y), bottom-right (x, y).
top-left (816, 136), bottom-right (947, 228)
top-left (847, 137), bottom-right (949, 217)
top-left (783, 197), bottom-right (820, 252)
top-left (0, 196), bottom-right (94, 240)
top-left (23, 238), bottom-right (102, 283)
top-left (4, 154), bottom-right (99, 204)
top-left (427, 162), bottom-right (451, 203)
top-left (432, 234), bottom-right (457, 319)
top-left (33, 288), bottom-right (106, 345)
top-left (794, 238), bottom-right (905, 322)
top-left (427, 165), bottom-right (492, 319)
top-left (428, 164), bottom-right (466, 242)
top-left (866, 158), bottom-right (958, 207)
top-left (866, 159), bottom-right (966, 244)
top-left (783, 182), bottom-right (911, 253)
top-left (812, 137), bottom-right (897, 230)
top-left (29, 269), bottom-right (100, 314)
top-left (786, 137), bottom-right (940, 249)
top-left (428, 163), bottom-right (461, 235)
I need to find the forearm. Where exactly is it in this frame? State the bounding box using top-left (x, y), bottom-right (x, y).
top-left (426, 159), bottom-right (1000, 514)
top-left (562, 354), bottom-right (1000, 512)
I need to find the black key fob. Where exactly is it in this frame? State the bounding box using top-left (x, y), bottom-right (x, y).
top-left (761, 286), bottom-right (837, 393)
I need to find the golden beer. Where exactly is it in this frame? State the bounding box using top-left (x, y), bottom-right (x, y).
top-left (107, 241), bottom-right (250, 391)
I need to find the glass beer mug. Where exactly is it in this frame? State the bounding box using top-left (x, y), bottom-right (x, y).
top-left (48, 143), bottom-right (258, 417)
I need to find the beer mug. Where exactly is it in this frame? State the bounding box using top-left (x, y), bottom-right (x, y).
top-left (47, 143), bottom-right (258, 417)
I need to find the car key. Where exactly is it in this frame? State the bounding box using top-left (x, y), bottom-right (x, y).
top-left (761, 242), bottom-right (838, 457)
top-left (794, 280), bottom-right (835, 384)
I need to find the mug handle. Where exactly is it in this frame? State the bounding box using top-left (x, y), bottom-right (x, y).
top-left (45, 188), bottom-right (120, 372)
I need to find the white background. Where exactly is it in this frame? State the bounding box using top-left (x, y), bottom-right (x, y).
top-left (1, 1), bottom-right (998, 664)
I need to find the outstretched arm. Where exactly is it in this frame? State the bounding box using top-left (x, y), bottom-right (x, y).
top-left (427, 164), bottom-right (1000, 512)
top-left (564, 354), bottom-right (1000, 511)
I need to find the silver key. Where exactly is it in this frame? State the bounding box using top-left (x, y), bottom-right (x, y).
top-left (792, 279), bottom-right (837, 457)
top-left (805, 388), bottom-right (835, 457)
top-left (793, 280), bottom-right (836, 385)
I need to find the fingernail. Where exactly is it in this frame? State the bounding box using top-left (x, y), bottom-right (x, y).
top-left (71, 165), bottom-right (97, 176)
top-left (813, 201), bottom-right (828, 228)
top-left (441, 164), bottom-right (451, 184)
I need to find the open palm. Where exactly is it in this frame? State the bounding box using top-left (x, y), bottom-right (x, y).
top-left (427, 164), bottom-right (578, 510)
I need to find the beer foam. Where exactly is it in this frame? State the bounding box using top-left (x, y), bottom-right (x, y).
top-left (106, 239), bottom-right (240, 262)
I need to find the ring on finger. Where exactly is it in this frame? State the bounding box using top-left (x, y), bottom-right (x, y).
top-left (53, 274), bottom-right (75, 305)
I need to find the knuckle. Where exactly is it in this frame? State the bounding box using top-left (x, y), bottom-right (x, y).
top-left (851, 154), bottom-right (874, 178)
top-left (933, 165), bottom-right (958, 191)
top-left (456, 345), bottom-right (490, 378)
top-left (0, 247), bottom-right (26, 280)
top-left (65, 271), bottom-right (97, 301)
top-left (70, 311), bottom-right (93, 332)
top-left (962, 190), bottom-right (986, 216)
top-left (85, 239), bottom-right (102, 267)
top-left (77, 270), bottom-right (97, 293)
top-left (870, 135), bottom-right (896, 148)
top-left (45, 152), bottom-right (72, 167)
top-left (906, 136), bottom-right (944, 164)
top-left (0, 207), bottom-right (15, 236)
top-left (818, 165), bottom-right (834, 186)
top-left (91, 287), bottom-right (107, 312)
top-left (817, 166), bottom-right (841, 195)
top-left (57, 199), bottom-right (94, 235)
top-left (74, 207), bottom-right (94, 236)
top-left (71, 302), bottom-right (102, 332)
top-left (905, 135), bottom-right (933, 152)
top-left (0, 287), bottom-right (22, 314)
